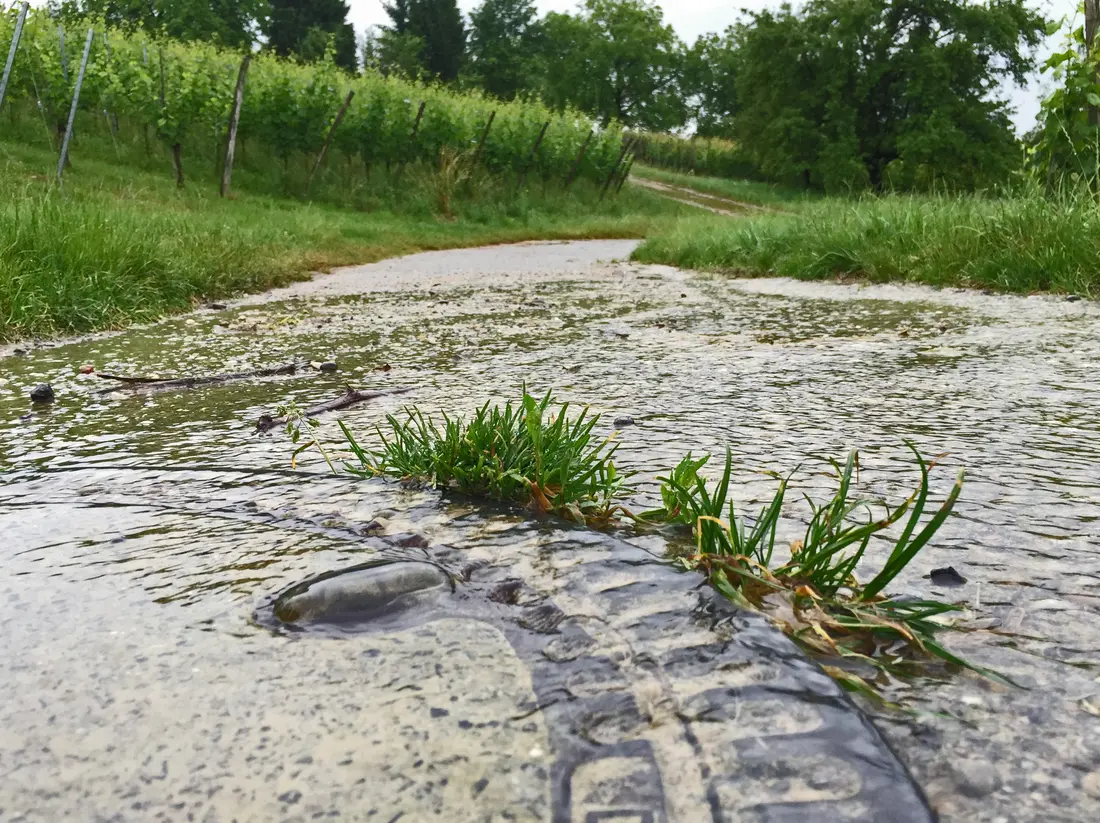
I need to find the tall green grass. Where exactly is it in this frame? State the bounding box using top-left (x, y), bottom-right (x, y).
top-left (634, 187), bottom-right (1100, 295)
top-left (0, 137), bottom-right (679, 341)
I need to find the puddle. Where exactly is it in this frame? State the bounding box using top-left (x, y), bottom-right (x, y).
top-left (2, 240), bottom-right (1099, 822)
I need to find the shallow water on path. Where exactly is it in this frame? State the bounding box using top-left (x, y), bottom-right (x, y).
top-left (2, 240), bottom-right (1099, 822)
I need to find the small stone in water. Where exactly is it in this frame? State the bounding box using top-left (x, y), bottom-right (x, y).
top-left (929, 566), bottom-right (967, 586)
top-left (1066, 294), bottom-right (1082, 303)
top-left (1083, 769), bottom-right (1100, 799)
top-left (29, 384), bottom-right (54, 404)
top-left (12, 348), bottom-right (26, 356)
top-left (78, 364), bottom-right (95, 375)
top-left (953, 759), bottom-right (1002, 798)
top-left (319, 362), bottom-right (338, 373)
top-left (207, 302), bottom-right (227, 310)
top-left (274, 561), bottom-right (451, 624)
top-left (613, 416), bottom-right (635, 428)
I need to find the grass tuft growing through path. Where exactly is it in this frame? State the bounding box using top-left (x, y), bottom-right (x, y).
top-left (641, 447), bottom-right (1011, 697)
top-left (337, 389), bottom-right (632, 527)
top-left (294, 388), bottom-right (1006, 699)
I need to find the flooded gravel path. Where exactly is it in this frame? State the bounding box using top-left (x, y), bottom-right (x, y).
top-left (2, 240), bottom-right (1100, 822)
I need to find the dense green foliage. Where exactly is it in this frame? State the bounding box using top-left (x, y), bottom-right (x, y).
top-left (381, 0), bottom-right (466, 82)
top-left (467, 0), bottom-right (541, 101)
top-left (266, 0), bottom-right (356, 70)
top-left (539, 0), bottom-right (685, 131)
top-left (1029, 4), bottom-right (1100, 187)
top-left (728, 0), bottom-right (1046, 192)
top-left (0, 7), bottom-right (626, 190)
top-left (634, 183), bottom-right (1100, 296)
top-left (42, 1), bottom-right (1072, 195)
top-left (57, 0), bottom-right (268, 48)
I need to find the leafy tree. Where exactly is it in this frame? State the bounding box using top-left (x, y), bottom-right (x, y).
top-left (540, 0), bottom-right (685, 130)
top-left (265, 0), bottom-right (356, 71)
top-left (408, 0), bottom-right (467, 81)
top-left (1029, 4), bottom-right (1100, 187)
top-left (731, 0), bottom-right (1046, 192)
top-left (383, 0), bottom-right (412, 34)
top-left (57, 0), bottom-right (270, 48)
top-left (683, 32), bottom-right (739, 138)
top-left (363, 27), bottom-right (427, 80)
top-left (379, 0), bottom-right (465, 81)
top-left (468, 0), bottom-right (541, 100)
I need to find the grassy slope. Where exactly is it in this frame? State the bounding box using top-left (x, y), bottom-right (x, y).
top-left (632, 163), bottom-right (818, 210)
top-left (634, 172), bottom-right (1100, 296)
top-left (0, 135), bottom-right (681, 341)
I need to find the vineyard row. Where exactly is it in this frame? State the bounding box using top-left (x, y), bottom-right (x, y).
top-left (0, 5), bottom-right (634, 194)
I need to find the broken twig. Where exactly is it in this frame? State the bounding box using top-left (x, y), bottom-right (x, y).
top-left (96, 362), bottom-right (301, 394)
top-left (256, 387), bottom-right (413, 433)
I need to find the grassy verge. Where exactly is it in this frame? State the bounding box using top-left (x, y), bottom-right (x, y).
top-left (297, 388), bottom-right (1004, 699)
top-left (633, 188), bottom-right (1100, 296)
top-left (0, 135), bottom-right (681, 342)
top-left (632, 163), bottom-right (818, 210)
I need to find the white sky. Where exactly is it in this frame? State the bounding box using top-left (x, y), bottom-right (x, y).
top-left (348, 0), bottom-right (1082, 133)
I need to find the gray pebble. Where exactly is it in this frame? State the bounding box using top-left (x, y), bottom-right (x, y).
top-left (319, 361), bottom-right (338, 373)
top-left (953, 759), bottom-right (1002, 797)
top-left (613, 416), bottom-right (635, 428)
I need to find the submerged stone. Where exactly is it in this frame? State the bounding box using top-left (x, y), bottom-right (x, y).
top-left (274, 561), bottom-right (452, 624)
top-left (929, 566), bottom-right (967, 586)
top-left (29, 384), bottom-right (54, 404)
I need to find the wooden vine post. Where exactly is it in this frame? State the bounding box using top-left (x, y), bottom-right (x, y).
top-left (307, 89), bottom-right (355, 193)
top-left (565, 130), bottom-right (593, 188)
top-left (0, 2), bottom-right (29, 117)
top-left (394, 101), bottom-right (425, 182)
top-left (615, 153), bottom-right (636, 194)
top-left (600, 136), bottom-right (635, 200)
top-left (516, 120), bottom-right (550, 192)
top-left (57, 27), bottom-right (94, 186)
top-left (473, 110), bottom-right (495, 163)
top-left (1088, 0), bottom-right (1099, 128)
top-left (58, 26), bottom-right (68, 83)
top-left (220, 53), bottom-right (251, 198)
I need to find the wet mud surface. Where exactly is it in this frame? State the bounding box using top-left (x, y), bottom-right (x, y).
top-left (2, 240), bottom-right (1100, 821)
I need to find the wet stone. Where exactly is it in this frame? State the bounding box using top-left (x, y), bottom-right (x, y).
top-left (1083, 770), bottom-right (1100, 799)
top-left (953, 760), bottom-right (1002, 798)
top-left (272, 561), bottom-right (452, 624)
top-left (613, 416), bottom-right (636, 428)
top-left (319, 361), bottom-right (338, 373)
top-left (929, 566), bottom-right (968, 586)
top-left (29, 384), bottom-right (54, 404)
